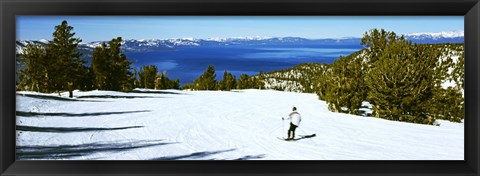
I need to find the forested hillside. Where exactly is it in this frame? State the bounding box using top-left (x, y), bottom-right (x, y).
top-left (258, 29), bottom-right (464, 125)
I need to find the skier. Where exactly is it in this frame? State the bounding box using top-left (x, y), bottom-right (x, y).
top-left (282, 106), bottom-right (302, 140)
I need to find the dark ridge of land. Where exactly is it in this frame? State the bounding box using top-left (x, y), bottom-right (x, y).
top-left (16, 110), bottom-right (151, 117)
top-left (16, 125), bottom-right (144, 133)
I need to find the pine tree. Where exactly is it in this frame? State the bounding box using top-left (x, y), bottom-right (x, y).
top-left (17, 44), bottom-right (48, 92)
top-left (361, 28), bottom-right (405, 65)
top-left (46, 20), bottom-right (86, 98)
top-left (254, 74), bottom-right (264, 90)
top-left (217, 70), bottom-right (237, 91)
top-left (426, 44), bottom-right (464, 123)
top-left (109, 38), bottom-right (133, 91)
top-left (256, 70), bottom-right (265, 89)
top-left (154, 71), bottom-right (180, 90)
top-left (237, 74), bottom-right (251, 89)
top-left (365, 40), bottom-right (437, 124)
top-left (217, 70), bottom-right (226, 90)
top-left (235, 73), bottom-right (264, 90)
top-left (81, 67), bottom-right (95, 91)
top-left (323, 55), bottom-right (366, 114)
top-left (91, 37), bottom-right (133, 91)
top-left (428, 87), bottom-right (464, 122)
top-left (227, 72), bottom-right (237, 90)
top-left (314, 64), bottom-right (331, 100)
top-left (194, 65), bottom-right (217, 90)
top-left (452, 51), bottom-right (465, 90)
top-left (138, 65), bottom-right (158, 89)
top-left (182, 83), bottom-right (194, 90)
top-left (91, 43), bottom-right (110, 90)
top-left (154, 72), bottom-right (164, 90)
top-left (133, 67), bottom-right (141, 89)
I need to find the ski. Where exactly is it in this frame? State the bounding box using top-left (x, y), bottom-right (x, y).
top-left (277, 134), bottom-right (316, 142)
top-left (299, 134), bottom-right (316, 138)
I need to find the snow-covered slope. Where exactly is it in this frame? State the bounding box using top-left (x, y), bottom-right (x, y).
top-left (16, 89), bottom-right (463, 160)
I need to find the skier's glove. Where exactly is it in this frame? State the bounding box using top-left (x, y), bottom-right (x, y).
top-left (282, 117), bottom-right (284, 120)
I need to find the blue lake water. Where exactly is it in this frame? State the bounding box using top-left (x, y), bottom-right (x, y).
top-left (125, 45), bottom-right (362, 85)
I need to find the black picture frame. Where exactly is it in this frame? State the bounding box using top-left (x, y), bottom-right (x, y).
top-left (1, 0), bottom-right (479, 175)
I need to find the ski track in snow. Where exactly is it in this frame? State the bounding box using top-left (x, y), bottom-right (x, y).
top-left (15, 89), bottom-right (464, 160)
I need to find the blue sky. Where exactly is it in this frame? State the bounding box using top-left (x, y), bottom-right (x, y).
top-left (17, 16), bottom-right (463, 42)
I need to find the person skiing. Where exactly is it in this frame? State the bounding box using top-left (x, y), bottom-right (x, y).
top-left (282, 106), bottom-right (302, 140)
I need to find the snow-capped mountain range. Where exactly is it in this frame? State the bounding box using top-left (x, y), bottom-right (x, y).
top-left (16, 31), bottom-right (464, 54)
top-left (82, 37), bottom-right (361, 52)
top-left (405, 30), bottom-right (464, 39)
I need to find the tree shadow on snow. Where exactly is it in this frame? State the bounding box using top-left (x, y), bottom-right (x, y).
top-left (150, 149), bottom-right (236, 160)
top-left (129, 90), bottom-right (188, 95)
top-left (16, 140), bottom-right (176, 160)
top-left (16, 110), bottom-right (151, 117)
top-left (16, 93), bottom-right (94, 102)
top-left (232, 154), bottom-right (266, 160)
top-left (228, 90), bottom-right (245, 93)
top-left (16, 125), bottom-right (143, 133)
top-left (76, 95), bottom-right (163, 99)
